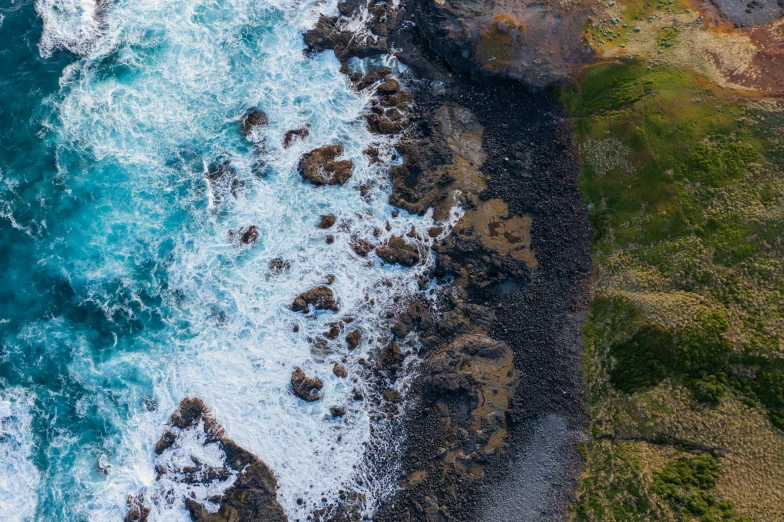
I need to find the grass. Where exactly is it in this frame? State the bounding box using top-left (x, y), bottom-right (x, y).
top-left (562, 56), bottom-right (784, 521)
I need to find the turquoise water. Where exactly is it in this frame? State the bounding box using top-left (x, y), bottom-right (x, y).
top-left (0, 0), bottom-right (442, 519)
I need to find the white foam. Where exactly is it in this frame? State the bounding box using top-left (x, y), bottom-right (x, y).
top-left (0, 388), bottom-right (40, 522)
top-left (32, 0), bottom-right (459, 519)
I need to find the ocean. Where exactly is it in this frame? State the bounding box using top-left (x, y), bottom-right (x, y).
top-left (0, 0), bottom-right (440, 519)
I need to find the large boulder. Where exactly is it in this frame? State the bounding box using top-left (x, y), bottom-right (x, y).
top-left (297, 145), bottom-right (353, 186)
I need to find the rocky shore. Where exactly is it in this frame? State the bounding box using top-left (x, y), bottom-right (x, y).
top-left (137, 0), bottom-right (594, 519)
top-left (302, 1), bottom-right (592, 520)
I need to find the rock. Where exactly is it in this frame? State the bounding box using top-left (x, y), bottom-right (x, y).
top-left (318, 214), bottom-right (336, 229)
top-left (346, 329), bottom-right (362, 349)
top-left (333, 362), bottom-right (347, 378)
top-left (303, 15), bottom-right (390, 60)
top-left (129, 398), bottom-right (287, 522)
top-left (230, 225), bottom-right (259, 246)
top-left (378, 341), bottom-right (405, 370)
top-left (428, 226), bottom-right (443, 238)
top-left (206, 161), bottom-right (241, 204)
top-left (297, 145), bottom-right (353, 186)
top-left (283, 127), bottom-right (309, 147)
top-left (351, 237), bottom-right (375, 257)
top-left (330, 406), bottom-right (346, 417)
top-left (291, 286), bottom-right (339, 313)
top-left (376, 78), bottom-right (400, 95)
top-left (291, 368), bottom-right (324, 402)
top-left (268, 258), bottom-right (290, 275)
top-left (242, 110), bottom-right (268, 134)
top-left (154, 430), bottom-right (176, 455)
top-left (377, 236), bottom-right (420, 266)
top-left (326, 234), bottom-right (335, 244)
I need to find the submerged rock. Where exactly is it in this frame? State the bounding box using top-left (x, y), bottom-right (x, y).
top-left (291, 286), bottom-right (339, 313)
top-left (318, 214), bottom-right (336, 229)
top-left (377, 236), bottom-right (420, 266)
top-left (242, 110), bottom-right (268, 134)
top-left (297, 144), bottom-right (353, 186)
top-left (283, 127), bottom-right (309, 147)
top-left (230, 225), bottom-right (259, 246)
top-left (126, 398), bottom-right (287, 522)
top-left (206, 161), bottom-right (241, 204)
top-left (291, 368), bottom-right (324, 402)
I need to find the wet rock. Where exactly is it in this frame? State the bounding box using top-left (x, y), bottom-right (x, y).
top-left (130, 398), bottom-right (287, 522)
top-left (291, 368), bottom-right (324, 402)
top-left (303, 15), bottom-right (390, 60)
top-left (154, 430), bottom-right (177, 455)
top-left (230, 225), bottom-right (259, 246)
top-left (291, 286), bottom-right (339, 313)
top-left (206, 161), bottom-right (241, 204)
top-left (298, 144), bottom-right (353, 186)
top-left (330, 406), bottom-right (346, 417)
top-left (350, 237), bottom-right (375, 257)
top-left (376, 78), bottom-right (400, 95)
top-left (268, 258), bottom-right (291, 275)
top-left (242, 110), bottom-right (268, 134)
top-left (326, 234), bottom-right (335, 244)
top-left (283, 127), bottom-right (309, 147)
top-left (318, 214), bottom-right (336, 229)
top-left (333, 362), bottom-right (347, 378)
top-left (377, 236), bottom-right (420, 266)
top-left (378, 341), bottom-right (405, 370)
top-left (346, 329), bottom-right (362, 349)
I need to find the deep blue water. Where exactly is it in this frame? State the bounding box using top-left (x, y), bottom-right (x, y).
top-left (0, 0), bottom-right (435, 519)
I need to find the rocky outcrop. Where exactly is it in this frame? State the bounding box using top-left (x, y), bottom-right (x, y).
top-left (242, 110), bottom-right (268, 134)
top-left (291, 286), bottom-right (339, 313)
top-left (291, 368), bottom-right (324, 402)
top-left (317, 214), bottom-right (336, 229)
top-left (125, 398), bottom-right (287, 522)
top-left (376, 236), bottom-right (420, 266)
top-left (411, 0), bottom-right (594, 89)
top-left (229, 225), bottom-right (259, 246)
top-left (297, 145), bottom-right (353, 186)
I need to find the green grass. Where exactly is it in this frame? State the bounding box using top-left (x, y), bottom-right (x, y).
top-left (563, 59), bottom-right (784, 520)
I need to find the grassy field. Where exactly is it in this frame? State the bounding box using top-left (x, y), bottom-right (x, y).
top-left (562, 57), bottom-right (784, 521)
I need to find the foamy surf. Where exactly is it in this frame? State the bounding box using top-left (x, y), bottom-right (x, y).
top-left (0, 388), bottom-right (40, 522)
top-left (9, 0), bottom-right (452, 519)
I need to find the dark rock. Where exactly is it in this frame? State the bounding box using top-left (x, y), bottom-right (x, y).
top-left (378, 341), bottom-right (405, 370)
top-left (298, 145), bottom-right (353, 186)
top-left (318, 214), bottom-right (336, 229)
top-left (206, 161), bottom-right (241, 204)
top-left (326, 234), bottom-right (335, 244)
top-left (242, 110), bottom-right (268, 134)
top-left (131, 398), bottom-right (287, 522)
top-left (291, 286), bottom-right (339, 313)
top-left (330, 406), bottom-right (346, 417)
top-left (268, 258), bottom-right (290, 275)
top-left (230, 225), bottom-right (259, 246)
top-left (333, 362), bottom-right (347, 378)
top-left (350, 237), bottom-right (375, 257)
top-left (303, 15), bottom-right (390, 60)
top-left (376, 78), bottom-right (400, 95)
top-left (283, 127), bottom-right (309, 147)
top-left (291, 368), bottom-right (324, 402)
top-left (154, 430), bottom-right (177, 455)
top-left (377, 236), bottom-right (420, 266)
top-left (346, 329), bottom-right (362, 349)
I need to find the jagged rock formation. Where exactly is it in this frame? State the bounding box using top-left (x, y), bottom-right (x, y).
top-left (125, 398), bottom-right (287, 522)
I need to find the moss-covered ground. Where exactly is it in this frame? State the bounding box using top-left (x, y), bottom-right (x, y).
top-left (562, 56), bottom-right (784, 521)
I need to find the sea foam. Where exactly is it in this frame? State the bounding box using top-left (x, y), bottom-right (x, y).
top-left (22, 0), bottom-right (450, 519)
top-left (0, 388), bottom-right (40, 522)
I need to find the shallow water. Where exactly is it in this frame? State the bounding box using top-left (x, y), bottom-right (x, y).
top-left (0, 0), bottom-right (441, 519)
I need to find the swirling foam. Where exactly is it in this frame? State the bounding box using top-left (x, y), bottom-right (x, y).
top-left (0, 388), bottom-right (40, 522)
top-left (21, 0), bottom-right (451, 519)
